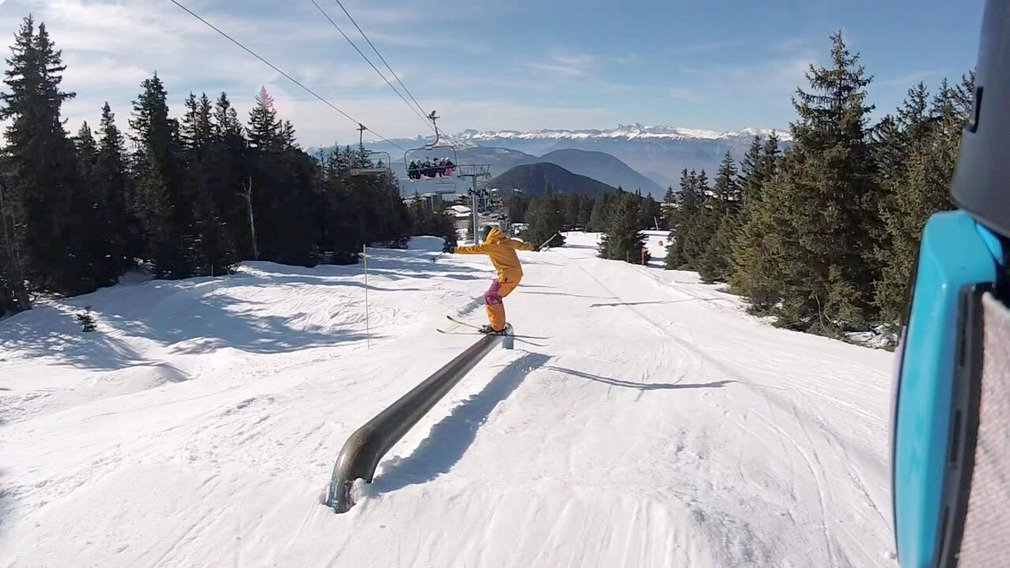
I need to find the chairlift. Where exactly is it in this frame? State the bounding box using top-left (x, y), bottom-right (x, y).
top-left (403, 111), bottom-right (461, 182)
top-left (350, 150), bottom-right (392, 177)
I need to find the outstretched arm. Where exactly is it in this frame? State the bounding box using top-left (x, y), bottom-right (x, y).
top-left (453, 242), bottom-right (490, 255)
top-left (510, 239), bottom-right (537, 251)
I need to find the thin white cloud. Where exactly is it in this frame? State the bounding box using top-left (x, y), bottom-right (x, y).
top-left (669, 38), bottom-right (753, 56)
top-left (671, 88), bottom-right (704, 103)
top-left (523, 51), bottom-right (597, 79)
top-left (879, 70), bottom-right (948, 88)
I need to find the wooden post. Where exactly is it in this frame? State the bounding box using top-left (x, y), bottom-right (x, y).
top-left (363, 244), bottom-right (370, 349)
top-left (243, 176), bottom-right (259, 260)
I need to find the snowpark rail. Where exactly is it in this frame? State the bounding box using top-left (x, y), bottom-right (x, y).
top-left (325, 324), bottom-right (515, 513)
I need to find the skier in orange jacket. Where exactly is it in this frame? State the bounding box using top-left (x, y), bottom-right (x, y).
top-left (451, 226), bottom-right (537, 333)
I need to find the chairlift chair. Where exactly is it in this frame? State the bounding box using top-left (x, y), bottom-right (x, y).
top-left (350, 150), bottom-right (393, 177)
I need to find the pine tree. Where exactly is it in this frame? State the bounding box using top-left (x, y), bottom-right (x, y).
top-left (671, 170), bottom-right (711, 270)
top-left (0, 175), bottom-right (28, 314)
top-left (179, 90), bottom-right (237, 275)
top-left (95, 102), bottom-right (138, 273)
top-left (130, 72), bottom-right (193, 277)
top-left (600, 191), bottom-right (647, 263)
top-left (319, 146), bottom-right (358, 262)
top-left (180, 92), bottom-right (213, 151)
top-left (213, 92), bottom-right (245, 142)
top-left (563, 192), bottom-right (581, 228)
top-left (730, 134), bottom-right (782, 305)
top-left (247, 87), bottom-right (281, 151)
top-left (209, 92), bottom-right (252, 258)
top-left (73, 121), bottom-right (120, 285)
top-left (524, 187), bottom-right (565, 248)
top-left (665, 169), bottom-right (703, 269)
top-left (873, 78), bottom-right (968, 327)
top-left (0, 15), bottom-right (96, 295)
top-left (507, 194), bottom-right (529, 224)
top-left (739, 136), bottom-right (764, 209)
top-left (744, 31), bottom-right (880, 334)
top-left (660, 186), bottom-right (676, 230)
top-left (588, 191), bottom-right (614, 232)
top-left (639, 194), bottom-right (661, 230)
top-left (280, 120), bottom-right (298, 150)
top-left (698, 152), bottom-right (742, 283)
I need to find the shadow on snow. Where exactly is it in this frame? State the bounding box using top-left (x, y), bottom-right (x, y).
top-left (372, 352), bottom-right (552, 494)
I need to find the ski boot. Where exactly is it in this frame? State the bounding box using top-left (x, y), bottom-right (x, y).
top-left (478, 324), bottom-right (507, 335)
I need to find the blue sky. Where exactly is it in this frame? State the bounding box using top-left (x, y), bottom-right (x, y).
top-left (0, 0), bottom-right (989, 147)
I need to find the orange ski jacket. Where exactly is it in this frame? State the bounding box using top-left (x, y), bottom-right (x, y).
top-left (454, 226), bottom-right (536, 281)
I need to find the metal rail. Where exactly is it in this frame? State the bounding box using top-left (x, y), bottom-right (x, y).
top-left (325, 324), bottom-right (514, 513)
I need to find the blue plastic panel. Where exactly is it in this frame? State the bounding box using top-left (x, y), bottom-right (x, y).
top-left (893, 210), bottom-right (999, 566)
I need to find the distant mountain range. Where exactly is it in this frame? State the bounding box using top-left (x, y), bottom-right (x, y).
top-left (454, 124), bottom-right (791, 189)
top-left (489, 163), bottom-right (617, 198)
top-left (534, 149), bottom-right (662, 195)
top-left (324, 144), bottom-right (663, 197)
top-left (318, 123), bottom-right (791, 196)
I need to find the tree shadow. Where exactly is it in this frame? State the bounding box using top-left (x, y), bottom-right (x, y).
top-left (372, 352), bottom-right (552, 494)
top-left (545, 365), bottom-right (733, 391)
top-left (0, 468), bottom-right (8, 536)
top-left (590, 298), bottom-right (725, 308)
top-left (0, 279), bottom-right (375, 372)
top-left (590, 300), bottom-right (671, 308)
top-left (524, 291), bottom-right (617, 300)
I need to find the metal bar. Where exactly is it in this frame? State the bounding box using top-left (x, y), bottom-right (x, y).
top-left (325, 324), bottom-right (514, 513)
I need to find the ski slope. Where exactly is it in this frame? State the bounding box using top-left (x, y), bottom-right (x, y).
top-left (0, 232), bottom-right (898, 567)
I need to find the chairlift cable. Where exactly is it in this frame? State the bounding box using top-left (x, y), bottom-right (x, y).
top-left (331, 0), bottom-right (431, 123)
top-left (308, 0), bottom-right (435, 132)
top-left (168, 0), bottom-right (409, 153)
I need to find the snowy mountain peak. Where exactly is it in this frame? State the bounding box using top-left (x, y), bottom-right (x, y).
top-left (457, 124), bottom-right (792, 143)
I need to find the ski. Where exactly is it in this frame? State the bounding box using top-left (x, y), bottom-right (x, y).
top-left (446, 314), bottom-right (481, 329)
top-left (444, 315), bottom-right (552, 340)
top-left (436, 328), bottom-right (548, 347)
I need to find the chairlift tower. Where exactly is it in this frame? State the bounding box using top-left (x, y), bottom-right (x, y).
top-left (349, 123), bottom-right (393, 177)
top-left (457, 164), bottom-right (492, 242)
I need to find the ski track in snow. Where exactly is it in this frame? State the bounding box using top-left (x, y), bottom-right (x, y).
top-left (0, 233), bottom-right (898, 567)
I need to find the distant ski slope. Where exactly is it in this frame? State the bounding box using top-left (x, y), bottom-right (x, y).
top-left (0, 233), bottom-right (897, 567)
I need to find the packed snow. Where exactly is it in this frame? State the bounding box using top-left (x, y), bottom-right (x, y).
top-left (0, 232), bottom-right (896, 567)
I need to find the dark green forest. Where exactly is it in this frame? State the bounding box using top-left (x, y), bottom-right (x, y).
top-left (0, 15), bottom-right (455, 317)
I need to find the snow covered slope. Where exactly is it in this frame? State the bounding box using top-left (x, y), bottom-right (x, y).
top-left (0, 233), bottom-right (897, 567)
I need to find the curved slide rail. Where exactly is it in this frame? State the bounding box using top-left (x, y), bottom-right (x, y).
top-left (325, 324), bottom-right (514, 513)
